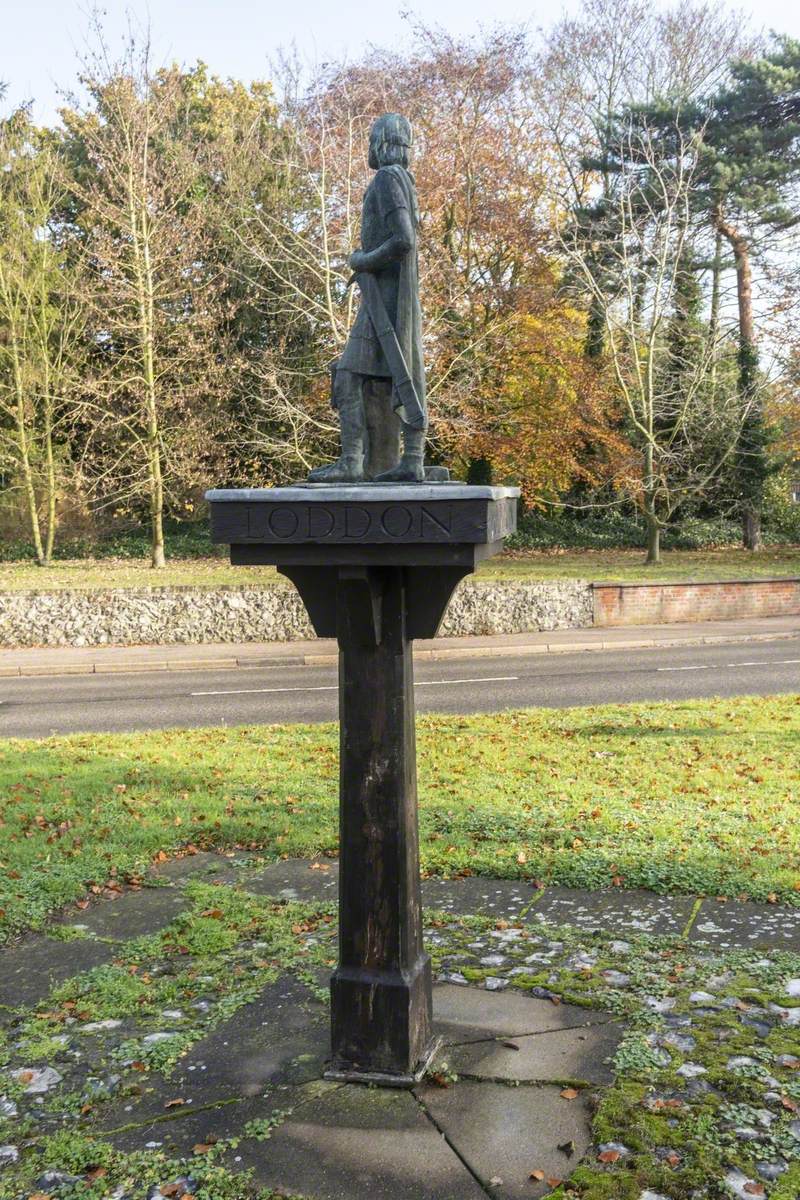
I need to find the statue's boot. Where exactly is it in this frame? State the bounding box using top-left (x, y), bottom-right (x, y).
top-left (308, 393), bottom-right (365, 483)
top-left (374, 426), bottom-right (425, 483)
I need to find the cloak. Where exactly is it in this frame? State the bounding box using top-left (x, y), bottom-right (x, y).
top-left (337, 165), bottom-right (426, 420)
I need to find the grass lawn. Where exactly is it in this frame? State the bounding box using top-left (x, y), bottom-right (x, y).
top-left (1, 693), bottom-right (798, 943)
top-left (0, 545), bottom-right (798, 590)
top-left (2, 695), bottom-right (800, 1199)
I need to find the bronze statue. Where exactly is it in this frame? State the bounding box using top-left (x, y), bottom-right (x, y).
top-left (309, 113), bottom-right (427, 483)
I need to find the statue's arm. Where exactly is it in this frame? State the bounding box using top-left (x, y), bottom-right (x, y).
top-left (349, 203), bottom-right (414, 273)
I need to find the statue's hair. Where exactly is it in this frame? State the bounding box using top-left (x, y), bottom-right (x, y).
top-left (372, 113), bottom-right (412, 168)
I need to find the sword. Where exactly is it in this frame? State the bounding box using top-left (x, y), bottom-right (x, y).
top-left (349, 272), bottom-right (427, 431)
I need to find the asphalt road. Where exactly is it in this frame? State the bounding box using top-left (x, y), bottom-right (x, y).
top-left (0, 637), bottom-right (798, 738)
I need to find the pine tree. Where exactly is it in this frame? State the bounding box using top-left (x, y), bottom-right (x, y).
top-left (703, 38), bottom-right (800, 547)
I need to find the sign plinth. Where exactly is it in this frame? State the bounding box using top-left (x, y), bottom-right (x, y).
top-left (207, 483), bottom-right (518, 1085)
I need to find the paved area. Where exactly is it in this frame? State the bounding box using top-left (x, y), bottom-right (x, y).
top-left (2, 854), bottom-right (799, 1197)
top-left (1, 614), bottom-right (797, 676)
top-left (2, 630), bottom-right (799, 736)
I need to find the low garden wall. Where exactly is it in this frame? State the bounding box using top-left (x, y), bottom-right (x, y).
top-left (1, 576), bottom-right (796, 647)
top-left (0, 580), bottom-right (594, 648)
top-left (593, 577), bottom-right (800, 626)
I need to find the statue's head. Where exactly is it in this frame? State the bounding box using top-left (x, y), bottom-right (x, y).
top-left (368, 113), bottom-right (412, 170)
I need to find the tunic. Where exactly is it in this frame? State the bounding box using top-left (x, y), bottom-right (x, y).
top-left (338, 165), bottom-right (426, 418)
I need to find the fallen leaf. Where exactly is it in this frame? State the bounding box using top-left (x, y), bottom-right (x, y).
top-left (546, 1180), bottom-right (562, 1189)
top-left (529, 1169), bottom-right (545, 1181)
top-left (164, 1098), bottom-right (185, 1109)
top-left (560, 1087), bottom-right (579, 1100)
top-left (85, 1167), bottom-right (107, 1182)
top-left (501, 1040), bottom-right (520, 1051)
top-left (193, 1141), bottom-right (216, 1155)
top-left (744, 1185), bottom-right (765, 1196)
top-left (557, 1139), bottom-right (576, 1156)
top-left (200, 908), bottom-right (224, 919)
top-left (598, 1149), bottom-right (621, 1163)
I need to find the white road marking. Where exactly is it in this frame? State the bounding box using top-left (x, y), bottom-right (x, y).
top-left (191, 675), bottom-right (519, 698)
top-left (192, 684), bottom-right (338, 697)
top-left (417, 675), bottom-right (518, 686)
top-left (656, 665), bottom-right (711, 672)
top-left (657, 657), bottom-right (800, 673)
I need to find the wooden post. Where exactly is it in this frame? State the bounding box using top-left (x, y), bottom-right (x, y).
top-left (329, 565), bottom-right (434, 1083)
top-left (206, 485), bottom-right (518, 1085)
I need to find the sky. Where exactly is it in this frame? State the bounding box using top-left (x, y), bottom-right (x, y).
top-left (3, 0), bottom-right (800, 126)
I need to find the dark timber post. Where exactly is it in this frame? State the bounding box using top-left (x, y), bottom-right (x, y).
top-left (207, 484), bottom-right (518, 1085)
top-left (331, 565), bottom-right (432, 1080)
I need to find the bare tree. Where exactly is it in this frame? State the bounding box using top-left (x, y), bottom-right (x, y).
top-left (59, 28), bottom-right (231, 566)
top-left (559, 117), bottom-right (749, 561)
top-left (0, 109), bottom-right (84, 563)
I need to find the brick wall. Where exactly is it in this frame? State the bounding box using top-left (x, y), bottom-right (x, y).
top-left (593, 577), bottom-right (800, 626)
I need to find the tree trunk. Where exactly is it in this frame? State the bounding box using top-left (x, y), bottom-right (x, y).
top-left (708, 225), bottom-right (723, 400)
top-left (742, 506), bottom-right (761, 552)
top-left (643, 442), bottom-right (660, 564)
top-left (714, 208), bottom-right (763, 551)
top-left (645, 516), bottom-right (661, 564)
top-left (128, 155), bottom-right (166, 570)
top-left (8, 325), bottom-right (45, 565)
top-left (42, 370), bottom-right (57, 567)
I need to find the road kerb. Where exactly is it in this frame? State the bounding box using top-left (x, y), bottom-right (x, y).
top-left (1, 626), bottom-right (797, 678)
top-left (93, 661), bottom-right (170, 674)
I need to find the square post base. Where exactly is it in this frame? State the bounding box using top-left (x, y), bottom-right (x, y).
top-left (325, 958), bottom-right (440, 1087)
top-left (328, 956), bottom-right (434, 1078)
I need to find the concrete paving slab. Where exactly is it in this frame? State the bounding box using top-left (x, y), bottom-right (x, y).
top-left (243, 857), bottom-right (340, 903)
top-left (0, 935), bottom-right (116, 1009)
top-left (418, 1078), bottom-right (595, 1199)
top-left (105, 1082), bottom-right (329, 1157)
top-left (244, 1082), bottom-right (488, 1200)
top-left (101, 981), bottom-right (327, 1130)
top-left (148, 849), bottom-right (268, 886)
top-left (445, 1022), bottom-right (622, 1085)
top-left (532, 887), bottom-right (696, 937)
top-left (433, 983), bottom-right (605, 1041)
top-left (55, 886), bottom-right (188, 940)
top-left (689, 899), bottom-right (800, 952)
top-left (422, 876), bottom-right (537, 920)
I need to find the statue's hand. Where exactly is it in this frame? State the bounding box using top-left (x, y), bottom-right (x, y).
top-left (348, 250), bottom-right (368, 272)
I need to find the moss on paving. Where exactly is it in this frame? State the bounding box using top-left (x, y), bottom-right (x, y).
top-left (2, 881), bottom-right (799, 1198)
top-left (2, 694), bottom-right (799, 943)
top-left (0, 545), bottom-right (798, 590)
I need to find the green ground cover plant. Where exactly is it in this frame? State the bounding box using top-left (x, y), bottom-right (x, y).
top-left (1, 881), bottom-right (798, 1198)
top-left (0, 546), bottom-right (798, 590)
top-left (1, 694), bottom-right (798, 944)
